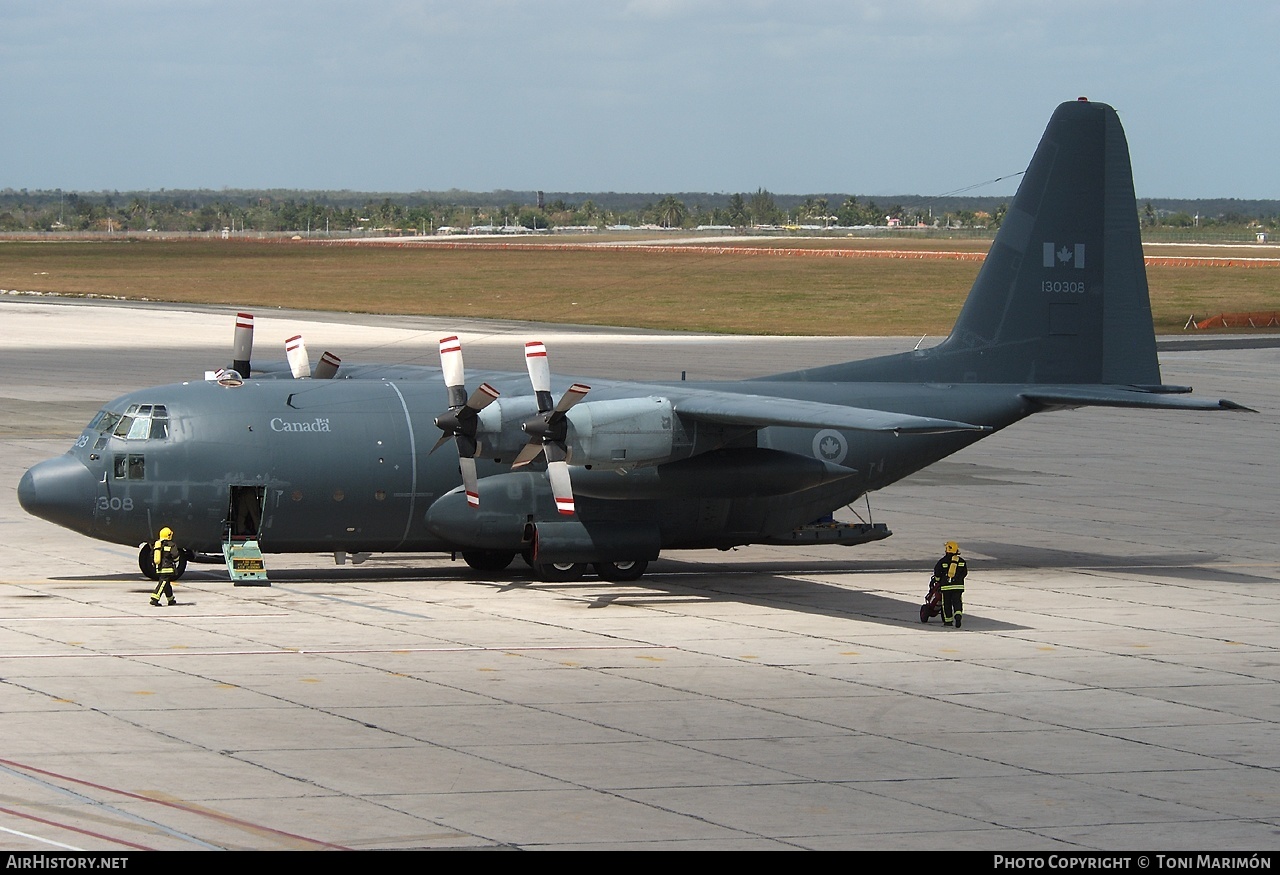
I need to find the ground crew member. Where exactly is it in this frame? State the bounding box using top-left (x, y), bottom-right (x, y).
top-left (150, 526), bottom-right (180, 607)
top-left (933, 540), bottom-right (967, 628)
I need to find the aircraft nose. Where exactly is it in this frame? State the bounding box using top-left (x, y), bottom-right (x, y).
top-left (18, 455), bottom-right (98, 534)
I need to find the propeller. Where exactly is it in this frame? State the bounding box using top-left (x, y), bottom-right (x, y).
top-left (432, 336), bottom-right (500, 508)
top-left (512, 341), bottom-right (589, 516)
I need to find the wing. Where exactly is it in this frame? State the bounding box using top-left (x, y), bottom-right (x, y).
top-left (672, 391), bottom-right (989, 434)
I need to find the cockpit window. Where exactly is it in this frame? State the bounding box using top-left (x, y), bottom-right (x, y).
top-left (113, 453), bottom-right (146, 480)
top-left (91, 410), bottom-right (121, 434)
top-left (96, 404), bottom-right (169, 441)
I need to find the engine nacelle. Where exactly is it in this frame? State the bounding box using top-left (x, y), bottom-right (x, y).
top-left (476, 396), bottom-right (678, 468)
top-left (424, 471), bottom-right (545, 550)
top-left (423, 471), bottom-right (663, 563)
top-left (564, 396), bottom-right (676, 468)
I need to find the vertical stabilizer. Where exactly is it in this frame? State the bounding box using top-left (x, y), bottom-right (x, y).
top-left (929, 99), bottom-right (1160, 385)
top-left (765, 100), bottom-right (1163, 388)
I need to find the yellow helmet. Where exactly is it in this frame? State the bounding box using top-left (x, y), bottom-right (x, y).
top-left (159, 526), bottom-right (174, 541)
top-left (944, 540), bottom-right (959, 554)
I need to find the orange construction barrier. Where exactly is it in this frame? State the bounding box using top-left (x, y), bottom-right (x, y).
top-left (1194, 311), bottom-right (1280, 329)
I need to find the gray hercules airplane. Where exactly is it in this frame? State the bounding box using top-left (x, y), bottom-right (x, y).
top-left (18, 99), bottom-right (1248, 583)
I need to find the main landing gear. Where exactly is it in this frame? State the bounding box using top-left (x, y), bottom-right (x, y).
top-left (464, 551), bottom-right (650, 582)
top-left (593, 560), bottom-right (648, 581)
top-left (526, 559), bottom-right (649, 582)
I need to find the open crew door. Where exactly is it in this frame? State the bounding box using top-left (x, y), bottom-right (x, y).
top-left (224, 485), bottom-right (269, 585)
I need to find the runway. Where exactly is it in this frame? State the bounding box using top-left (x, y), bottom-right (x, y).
top-left (2, 297), bottom-right (1278, 850)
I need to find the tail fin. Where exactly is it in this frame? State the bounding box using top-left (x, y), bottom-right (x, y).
top-left (929, 98), bottom-right (1160, 385)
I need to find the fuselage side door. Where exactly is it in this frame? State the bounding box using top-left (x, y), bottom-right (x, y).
top-left (227, 485), bottom-right (266, 540)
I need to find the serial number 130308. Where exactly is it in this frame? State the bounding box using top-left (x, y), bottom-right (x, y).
top-left (1042, 280), bottom-right (1086, 294)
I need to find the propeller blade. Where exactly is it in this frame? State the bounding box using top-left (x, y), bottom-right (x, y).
top-left (467, 382), bottom-right (501, 411)
top-left (459, 457), bottom-right (480, 509)
top-left (511, 441), bottom-right (543, 469)
top-left (555, 383), bottom-right (590, 414)
top-left (546, 459), bottom-right (575, 516)
top-left (232, 312), bottom-right (254, 377)
top-left (314, 350), bottom-right (341, 380)
top-left (525, 341), bottom-right (553, 411)
top-left (285, 334), bottom-right (312, 379)
top-left (440, 335), bottom-right (467, 407)
top-left (429, 432), bottom-right (453, 455)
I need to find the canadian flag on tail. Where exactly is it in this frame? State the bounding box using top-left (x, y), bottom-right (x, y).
top-left (1043, 242), bottom-right (1086, 269)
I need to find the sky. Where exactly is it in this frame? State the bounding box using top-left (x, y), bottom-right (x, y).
top-left (3, 1), bottom-right (1277, 200)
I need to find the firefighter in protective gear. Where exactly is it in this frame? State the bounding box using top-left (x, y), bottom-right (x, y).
top-left (933, 541), bottom-right (967, 628)
top-left (150, 526), bottom-right (180, 607)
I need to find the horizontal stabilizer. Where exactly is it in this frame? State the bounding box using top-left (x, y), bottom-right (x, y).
top-left (673, 393), bottom-right (988, 434)
top-left (1021, 387), bottom-right (1254, 412)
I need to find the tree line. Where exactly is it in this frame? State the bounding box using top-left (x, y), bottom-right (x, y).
top-left (2, 188), bottom-right (1276, 236)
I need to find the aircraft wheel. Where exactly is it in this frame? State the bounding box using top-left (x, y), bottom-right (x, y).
top-left (594, 560), bottom-right (648, 582)
top-left (462, 550), bottom-right (515, 572)
top-left (173, 551), bottom-right (189, 581)
top-left (138, 544), bottom-right (158, 580)
top-left (533, 561), bottom-right (586, 582)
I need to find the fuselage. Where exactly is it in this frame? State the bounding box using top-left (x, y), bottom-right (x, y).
top-left (18, 369), bottom-right (1034, 557)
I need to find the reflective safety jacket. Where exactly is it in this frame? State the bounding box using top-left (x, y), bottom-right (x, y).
top-left (934, 553), bottom-right (967, 591)
top-left (153, 538), bottom-right (179, 576)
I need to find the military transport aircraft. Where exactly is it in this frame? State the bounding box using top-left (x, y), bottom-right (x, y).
top-left (17, 99), bottom-right (1248, 583)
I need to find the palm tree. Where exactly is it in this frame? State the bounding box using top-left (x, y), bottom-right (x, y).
top-left (657, 195), bottom-right (686, 229)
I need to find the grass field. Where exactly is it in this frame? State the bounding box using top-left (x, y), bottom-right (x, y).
top-left (2, 237), bottom-right (1276, 335)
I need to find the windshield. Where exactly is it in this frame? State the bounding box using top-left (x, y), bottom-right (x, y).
top-left (91, 404), bottom-right (170, 441)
